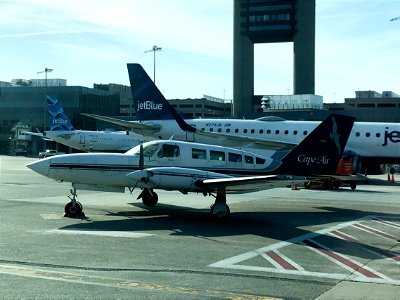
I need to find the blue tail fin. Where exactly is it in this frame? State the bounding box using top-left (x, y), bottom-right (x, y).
top-left (279, 114), bottom-right (355, 175)
top-left (127, 63), bottom-right (195, 132)
top-left (47, 95), bottom-right (75, 131)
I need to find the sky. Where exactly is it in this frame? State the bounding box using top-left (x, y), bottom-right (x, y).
top-left (0, 0), bottom-right (399, 103)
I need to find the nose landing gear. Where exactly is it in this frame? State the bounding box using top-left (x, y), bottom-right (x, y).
top-left (65, 187), bottom-right (84, 218)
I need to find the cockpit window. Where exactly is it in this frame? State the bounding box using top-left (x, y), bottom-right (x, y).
top-left (157, 144), bottom-right (180, 158)
top-left (126, 142), bottom-right (159, 157)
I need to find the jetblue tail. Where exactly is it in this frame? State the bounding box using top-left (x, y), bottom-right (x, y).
top-left (127, 63), bottom-right (195, 132)
top-left (47, 95), bottom-right (75, 131)
top-left (279, 114), bottom-right (355, 175)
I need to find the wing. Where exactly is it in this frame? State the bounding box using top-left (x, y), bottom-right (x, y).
top-left (81, 113), bottom-right (160, 136)
top-left (195, 174), bottom-right (302, 193)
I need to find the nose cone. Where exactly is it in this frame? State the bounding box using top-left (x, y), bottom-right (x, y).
top-left (26, 158), bottom-right (51, 177)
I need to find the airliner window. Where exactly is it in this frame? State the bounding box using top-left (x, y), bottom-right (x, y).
top-left (209, 128), bottom-right (214, 132)
top-left (303, 131), bottom-right (308, 135)
top-left (256, 157), bottom-right (266, 165)
top-left (245, 155), bottom-right (254, 164)
top-left (275, 130), bottom-right (280, 134)
top-left (259, 129), bottom-right (264, 134)
top-left (157, 144), bottom-right (180, 158)
top-left (293, 130), bottom-right (298, 135)
top-left (235, 129), bottom-right (239, 133)
top-left (267, 129), bottom-right (271, 134)
top-left (284, 130), bottom-right (289, 134)
top-left (226, 129), bottom-right (231, 133)
top-left (251, 129), bottom-right (255, 134)
top-left (355, 132), bottom-right (360, 137)
top-left (218, 128), bottom-right (222, 133)
top-left (192, 148), bottom-right (207, 160)
top-left (376, 133), bottom-right (381, 138)
top-left (228, 152), bottom-right (242, 163)
top-left (244, 129), bottom-right (248, 133)
top-left (366, 132), bottom-right (370, 137)
top-left (210, 150), bottom-right (225, 161)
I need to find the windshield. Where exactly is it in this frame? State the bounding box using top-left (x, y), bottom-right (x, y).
top-left (126, 142), bottom-right (160, 157)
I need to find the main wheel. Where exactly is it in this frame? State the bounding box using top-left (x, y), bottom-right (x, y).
top-left (141, 189), bottom-right (158, 207)
top-left (65, 201), bottom-right (83, 217)
top-left (210, 204), bottom-right (230, 219)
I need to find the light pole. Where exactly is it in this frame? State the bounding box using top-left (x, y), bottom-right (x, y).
top-left (145, 45), bottom-right (162, 84)
top-left (37, 67), bottom-right (53, 151)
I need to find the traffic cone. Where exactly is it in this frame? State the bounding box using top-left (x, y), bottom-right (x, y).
top-left (388, 172), bottom-right (391, 182)
top-left (391, 174), bottom-right (395, 183)
top-left (292, 183), bottom-right (300, 190)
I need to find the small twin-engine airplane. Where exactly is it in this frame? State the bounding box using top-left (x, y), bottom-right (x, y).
top-left (26, 95), bottom-right (142, 152)
top-left (83, 63), bottom-right (400, 173)
top-left (27, 113), bottom-right (361, 219)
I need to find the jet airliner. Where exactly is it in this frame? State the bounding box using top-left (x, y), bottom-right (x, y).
top-left (83, 64), bottom-right (400, 173)
top-left (27, 96), bottom-right (143, 152)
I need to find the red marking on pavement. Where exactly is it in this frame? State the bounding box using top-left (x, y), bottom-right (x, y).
top-left (353, 223), bottom-right (399, 241)
top-left (373, 218), bottom-right (400, 228)
top-left (303, 239), bottom-right (381, 279)
top-left (265, 251), bottom-right (298, 270)
top-left (330, 230), bottom-right (357, 242)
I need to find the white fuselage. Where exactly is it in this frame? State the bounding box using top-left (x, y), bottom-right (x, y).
top-left (27, 140), bottom-right (279, 193)
top-left (141, 119), bottom-right (400, 162)
top-left (45, 130), bottom-right (142, 152)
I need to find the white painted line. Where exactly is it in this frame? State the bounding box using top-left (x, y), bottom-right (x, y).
top-left (45, 229), bottom-right (155, 238)
top-left (328, 230), bottom-right (358, 241)
top-left (40, 214), bottom-right (63, 220)
top-left (373, 218), bottom-right (400, 229)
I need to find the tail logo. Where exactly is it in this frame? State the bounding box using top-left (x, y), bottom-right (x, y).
top-left (53, 118), bottom-right (69, 125)
top-left (137, 100), bottom-right (163, 112)
top-left (329, 116), bottom-right (342, 155)
top-left (298, 155), bottom-right (331, 165)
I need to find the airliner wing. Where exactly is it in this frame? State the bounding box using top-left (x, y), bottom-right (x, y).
top-left (192, 130), bottom-right (296, 151)
top-left (81, 113), bottom-right (160, 135)
top-left (23, 131), bottom-right (44, 138)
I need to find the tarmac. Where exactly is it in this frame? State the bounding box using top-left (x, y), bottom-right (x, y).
top-left (0, 155), bottom-right (399, 299)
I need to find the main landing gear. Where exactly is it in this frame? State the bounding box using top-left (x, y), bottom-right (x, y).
top-left (209, 190), bottom-right (230, 219)
top-left (65, 187), bottom-right (84, 218)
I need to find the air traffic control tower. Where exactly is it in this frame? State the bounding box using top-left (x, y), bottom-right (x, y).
top-left (233, 0), bottom-right (315, 117)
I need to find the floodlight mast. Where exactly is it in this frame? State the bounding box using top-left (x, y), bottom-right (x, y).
top-left (145, 45), bottom-right (162, 84)
top-left (37, 67), bottom-right (53, 151)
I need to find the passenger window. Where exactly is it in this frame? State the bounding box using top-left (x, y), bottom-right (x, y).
top-left (192, 148), bottom-right (207, 160)
top-left (218, 128), bottom-right (222, 133)
top-left (228, 152), bottom-right (242, 163)
top-left (284, 130), bottom-right (289, 134)
top-left (157, 144), bottom-right (180, 158)
top-left (275, 130), bottom-right (280, 134)
top-left (303, 131), bottom-right (308, 135)
top-left (366, 132), bottom-right (370, 137)
top-left (256, 157), bottom-right (266, 165)
top-left (267, 129), bottom-right (271, 134)
top-left (251, 129), bottom-right (255, 134)
top-left (209, 128), bottom-right (214, 132)
top-left (244, 129), bottom-right (248, 133)
top-left (210, 150), bottom-right (225, 161)
top-left (355, 132), bottom-right (360, 137)
top-left (226, 129), bottom-right (230, 133)
top-left (293, 130), bottom-right (298, 135)
top-left (259, 129), bottom-right (263, 134)
top-left (245, 155), bottom-right (254, 164)
top-left (376, 133), bottom-right (381, 138)
top-left (235, 129), bottom-right (239, 133)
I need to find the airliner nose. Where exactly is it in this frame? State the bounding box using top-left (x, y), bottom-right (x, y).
top-left (26, 158), bottom-right (51, 176)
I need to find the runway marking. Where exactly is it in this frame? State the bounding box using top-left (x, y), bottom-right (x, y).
top-left (328, 230), bottom-right (358, 241)
top-left (209, 215), bottom-right (400, 285)
top-left (40, 214), bottom-right (63, 220)
top-left (372, 218), bottom-right (400, 229)
top-left (352, 223), bottom-right (399, 241)
top-left (45, 229), bottom-right (155, 238)
top-left (0, 264), bottom-right (280, 300)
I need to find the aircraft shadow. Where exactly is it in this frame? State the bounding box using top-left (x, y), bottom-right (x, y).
top-left (60, 203), bottom-right (399, 261)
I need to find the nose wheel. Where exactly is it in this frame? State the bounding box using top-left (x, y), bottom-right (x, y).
top-left (137, 188), bottom-right (158, 207)
top-left (65, 187), bottom-right (84, 217)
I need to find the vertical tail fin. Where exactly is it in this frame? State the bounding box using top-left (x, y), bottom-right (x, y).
top-left (127, 63), bottom-right (195, 132)
top-left (279, 114), bottom-right (355, 175)
top-left (47, 95), bottom-right (75, 131)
